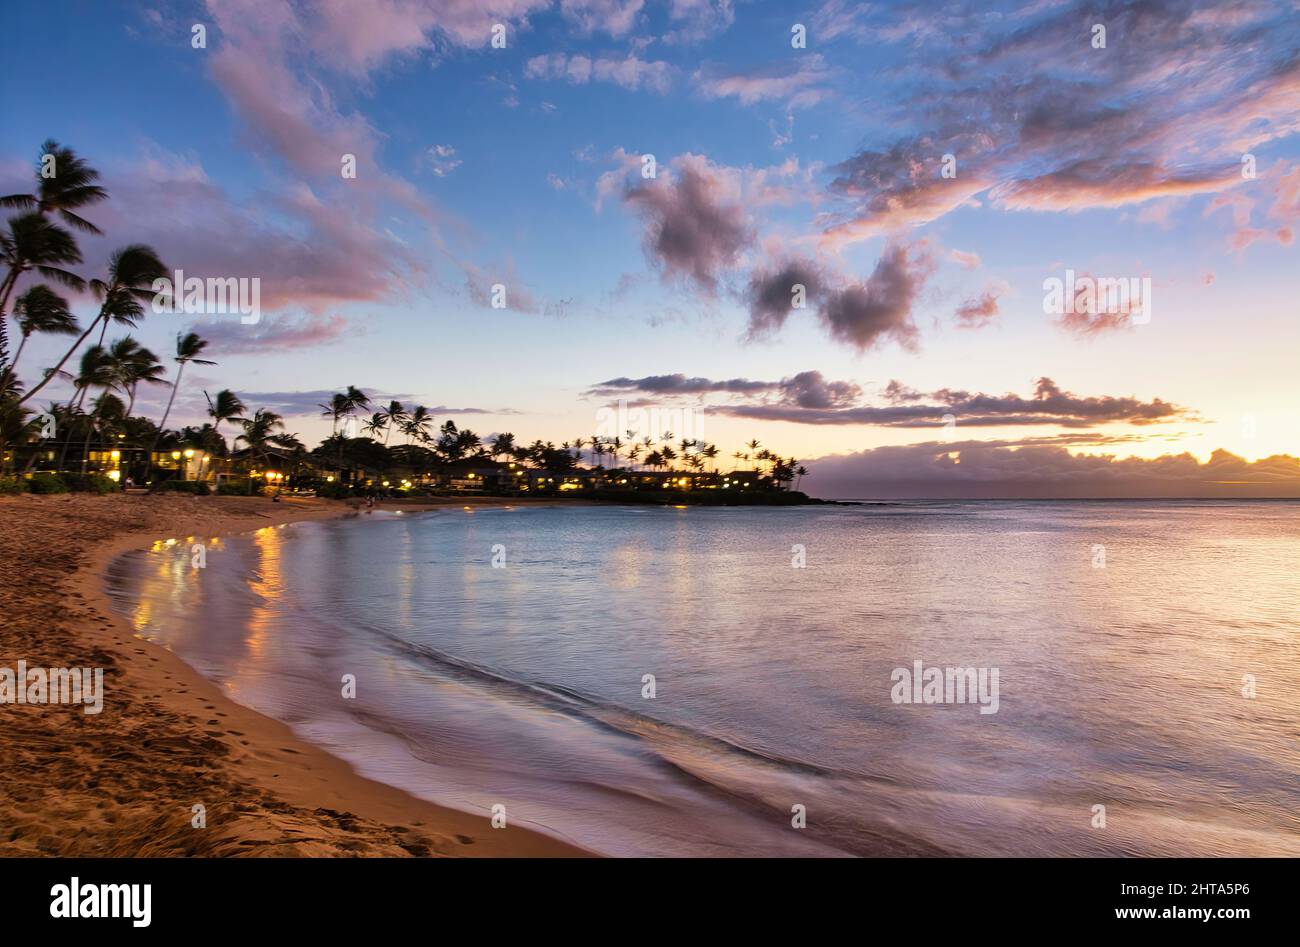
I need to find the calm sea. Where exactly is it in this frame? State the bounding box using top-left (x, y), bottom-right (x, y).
top-left (105, 501), bottom-right (1300, 856)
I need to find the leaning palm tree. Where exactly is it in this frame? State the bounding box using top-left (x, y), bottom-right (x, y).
top-left (61, 344), bottom-right (118, 470)
top-left (108, 337), bottom-right (167, 416)
top-left (319, 392), bottom-right (349, 434)
top-left (147, 332), bottom-right (213, 469)
top-left (17, 244), bottom-right (166, 408)
top-left (195, 388), bottom-right (245, 482)
top-left (488, 431), bottom-right (515, 460)
top-left (0, 140), bottom-right (108, 235)
top-left (702, 443), bottom-right (720, 472)
top-left (795, 465), bottom-right (808, 490)
top-left (361, 412), bottom-right (387, 439)
top-left (0, 213), bottom-right (85, 367)
top-left (235, 408), bottom-right (288, 469)
top-left (0, 285), bottom-right (78, 391)
top-left (379, 400), bottom-right (407, 445)
top-left (402, 405), bottom-right (433, 445)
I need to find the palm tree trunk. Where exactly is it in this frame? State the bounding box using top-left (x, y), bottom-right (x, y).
top-left (0, 267), bottom-right (20, 320)
top-left (0, 332), bottom-right (30, 392)
top-left (81, 407), bottom-right (96, 473)
top-left (196, 419), bottom-right (220, 483)
top-left (57, 394), bottom-right (83, 469)
top-left (15, 307), bottom-right (105, 407)
top-left (148, 360), bottom-right (186, 479)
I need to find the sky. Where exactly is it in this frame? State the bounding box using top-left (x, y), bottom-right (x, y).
top-left (2, 0), bottom-right (1299, 497)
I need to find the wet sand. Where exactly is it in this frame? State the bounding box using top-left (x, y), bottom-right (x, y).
top-left (0, 493), bottom-right (590, 857)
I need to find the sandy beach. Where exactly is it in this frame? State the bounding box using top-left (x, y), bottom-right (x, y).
top-left (0, 493), bottom-right (590, 857)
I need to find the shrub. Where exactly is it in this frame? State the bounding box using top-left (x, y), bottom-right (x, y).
top-left (155, 479), bottom-right (198, 494)
top-left (27, 472), bottom-right (69, 494)
top-left (217, 479), bottom-right (260, 496)
top-left (0, 475), bottom-right (22, 496)
top-left (60, 473), bottom-right (119, 495)
top-left (317, 481), bottom-right (354, 500)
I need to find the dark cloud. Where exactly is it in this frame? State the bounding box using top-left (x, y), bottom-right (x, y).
top-left (779, 370), bottom-right (863, 409)
top-left (623, 154), bottom-right (753, 294)
top-left (587, 373), bottom-right (775, 397)
top-left (818, 242), bottom-right (933, 352)
top-left (743, 241), bottom-right (933, 352)
top-left (802, 445), bottom-right (1300, 500)
top-left (743, 257), bottom-right (827, 339)
top-left (588, 369), bottom-right (860, 409)
top-left (713, 376), bottom-right (1189, 427)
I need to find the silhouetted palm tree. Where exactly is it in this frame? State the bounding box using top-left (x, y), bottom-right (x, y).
top-left (236, 409), bottom-right (293, 469)
top-left (0, 213), bottom-right (85, 368)
top-left (109, 337), bottom-right (167, 416)
top-left (0, 285), bottom-right (78, 391)
top-left (379, 399), bottom-right (407, 445)
top-left (196, 389), bottom-right (245, 481)
top-left (18, 244), bottom-right (166, 407)
top-left (148, 332), bottom-right (213, 469)
top-left (0, 140), bottom-right (108, 235)
top-left (402, 405), bottom-right (433, 445)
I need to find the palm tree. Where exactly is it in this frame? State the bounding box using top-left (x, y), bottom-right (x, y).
top-left (361, 412), bottom-right (387, 438)
top-left (319, 393), bottom-right (348, 434)
top-left (236, 409), bottom-right (290, 468)
top-left (108, 337), bottom-right (167, 416)
top-left (379, 399), bottom-right (407, 445)
top-left (18, 244), bottom-right (167, 408)
top-left (0, 285), bottom-right (78, 391)
top-left (61, 345), bottom-right (118, 470)
top-left (196, 389), bottom-right (245, 482)
top-left (402, 405), bottom-right (433, 445)
top-left (0, 140), bottom-right (107, 235)
top-left (627, 443), bottom-right (642, 470)
top-left (147, 332), bottom-right (214, 471)
top-left (0, 213), bottom-right (85, 367)
top-left (660, 444), bottom-right (677, 471)
top-left (702, 443), bottom-right (719, 472)
top-left (795, 465), bottom-right (808, 490)
top-left (488, 432), bottom-right (515, 460)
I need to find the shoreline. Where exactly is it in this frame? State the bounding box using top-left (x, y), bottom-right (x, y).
top-left (0, 493), bottom-right (592, 857)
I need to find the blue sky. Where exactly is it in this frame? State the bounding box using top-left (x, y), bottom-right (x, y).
top-left (3, 0), bottom-right (1299, 495)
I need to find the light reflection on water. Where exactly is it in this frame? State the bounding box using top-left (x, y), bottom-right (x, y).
top-left (105, 501), bottom-right (1300, 856)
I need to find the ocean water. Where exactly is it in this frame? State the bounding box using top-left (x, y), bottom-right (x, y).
top-left (104, 501), bottom-right (1300, 856)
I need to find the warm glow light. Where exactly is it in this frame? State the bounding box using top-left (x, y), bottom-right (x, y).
top-left (107, 470), bottom-right (121, 481)
top-left (171, 451), bottom-right (181, 460)
top-left (184, 449), bottom-right (195, 458)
